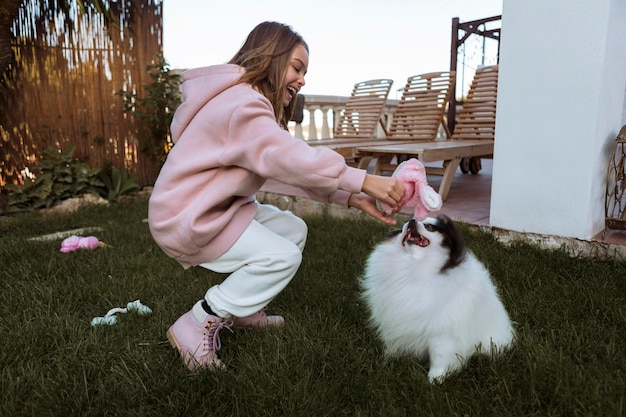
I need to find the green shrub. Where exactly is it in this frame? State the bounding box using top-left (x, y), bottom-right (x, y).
top-left (6, 146), bottom-right (142, 211)
top-left (5, 146), bottom-right (103, 211)
top-left (118, 53), bottom-right (181, 162)
top-left (98, 164), bottom-right (141, 201)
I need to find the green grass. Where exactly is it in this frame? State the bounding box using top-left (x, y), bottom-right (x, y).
top-left (0, 199), bottom-right (624, 416)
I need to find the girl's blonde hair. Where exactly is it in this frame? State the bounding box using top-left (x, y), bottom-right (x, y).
top-left (229, 22), bottom-right (308, 129)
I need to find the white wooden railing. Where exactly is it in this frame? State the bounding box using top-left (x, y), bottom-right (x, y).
top-left (288, 94), bottom-right (399, 141)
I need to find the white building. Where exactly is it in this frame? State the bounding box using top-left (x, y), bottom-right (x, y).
top-left (490, 0), bottom-right (626, 240)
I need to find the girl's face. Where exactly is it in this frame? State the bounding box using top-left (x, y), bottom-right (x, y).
top-left (283, 43), bottom-right (308, 107)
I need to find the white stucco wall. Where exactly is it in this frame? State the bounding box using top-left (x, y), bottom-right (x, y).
top-left (490, 0), bottom-right (626, 239)
top-left (623, 89), bottom-right (626, 124)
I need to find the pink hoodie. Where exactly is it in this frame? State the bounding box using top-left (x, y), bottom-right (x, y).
top-left (148, 64), bottom-right (366, 268)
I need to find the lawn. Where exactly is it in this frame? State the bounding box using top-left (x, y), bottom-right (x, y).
top-left (0, 198), bottom-right (624, 416)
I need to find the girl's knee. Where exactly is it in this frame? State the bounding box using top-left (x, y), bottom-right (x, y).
top-left (284, 243), bottom-right (303, 269)
top-left (294, 217), bottom-right (308, 246)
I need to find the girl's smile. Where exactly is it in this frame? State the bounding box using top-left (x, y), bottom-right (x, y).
top-left (283, 43), bottom-right (308, 106)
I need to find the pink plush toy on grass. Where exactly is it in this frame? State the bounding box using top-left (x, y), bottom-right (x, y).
top-left (60, 235), bottom-right (103, 253)
top-left (380, 158), bottom-right (442, 219)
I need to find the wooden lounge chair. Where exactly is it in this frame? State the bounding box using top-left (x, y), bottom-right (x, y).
top-left (384, 70), bottom-right (455, 141)
top-left (304, 78), bottom-right (394, 152)
top-left (355, 65), bottom-right (498, 201)
top-left (308, 72), bottom-right (455, 163)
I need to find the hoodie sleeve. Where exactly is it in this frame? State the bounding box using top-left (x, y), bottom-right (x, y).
top-left (260, 179), bottom-right (354, 207)
top-left (220, 93), bottom-right (366, 197)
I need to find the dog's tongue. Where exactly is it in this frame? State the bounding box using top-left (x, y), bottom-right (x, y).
top-left (402, 222), bottom-right (430, 247)
top-left (408, 234), bottom-right (430, 247)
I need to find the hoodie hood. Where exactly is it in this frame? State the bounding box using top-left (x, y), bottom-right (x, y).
top-left (170, 64), bottom-right (245, 144)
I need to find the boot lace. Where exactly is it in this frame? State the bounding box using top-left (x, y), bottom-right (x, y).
top-left (204, 318), bottom-right (233, 352)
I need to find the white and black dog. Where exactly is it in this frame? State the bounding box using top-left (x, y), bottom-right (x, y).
top-left (361, 215), bottom-right (514, 383)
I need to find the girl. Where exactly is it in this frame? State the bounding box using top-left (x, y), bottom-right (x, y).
top-left (148, 21), bottom-right (405, 370)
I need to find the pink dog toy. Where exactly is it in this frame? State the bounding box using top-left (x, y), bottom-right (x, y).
top-left (380, 158), bottom-right (442, 219)
top-left (60, 235), bottom-right (103, 253)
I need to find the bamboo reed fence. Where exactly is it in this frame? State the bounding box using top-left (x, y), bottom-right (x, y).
top-left (0, 0), bottom-right (163, 187)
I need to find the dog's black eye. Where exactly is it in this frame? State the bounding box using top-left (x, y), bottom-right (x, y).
top-left (424, 224), bottom-right (435, 232)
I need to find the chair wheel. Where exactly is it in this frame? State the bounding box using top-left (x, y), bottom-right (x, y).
top-left (460, 157), bottom-right (470, 173)
top-left (469, 157), bottom-right (482, 174)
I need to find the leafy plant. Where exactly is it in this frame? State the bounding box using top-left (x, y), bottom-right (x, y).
top-left (5, 146), bottom-right (143, 211)
top-left (5, 145), bottom-right (104, 211)
top-left (118, 53), bottom-right (181, 162)
top-left (98, 164), bottom-right (141, 201)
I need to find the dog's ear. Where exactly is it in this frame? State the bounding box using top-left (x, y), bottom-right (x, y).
top-left (438, 215), bottom-right (466, 272)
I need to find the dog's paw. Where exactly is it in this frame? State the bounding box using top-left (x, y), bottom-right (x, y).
top-left (427, 368), bottom-right (448, 384)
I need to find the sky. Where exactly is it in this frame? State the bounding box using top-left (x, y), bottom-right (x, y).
top-left (163, 0), bottom-right (502, 97)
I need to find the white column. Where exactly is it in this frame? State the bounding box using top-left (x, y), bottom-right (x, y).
top-left (293, 122), bottom-right (303, 139)
top-left (320, 106), bottom-right (331, 139)
top-left (307, 106), bottom-right (319, 140)
top-left (490, 0), bottom-right (626, 239)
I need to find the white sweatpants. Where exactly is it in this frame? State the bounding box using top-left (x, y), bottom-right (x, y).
top-left (199, 203), bottom-right (307, 318)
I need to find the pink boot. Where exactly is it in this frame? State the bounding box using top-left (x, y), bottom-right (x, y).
top-left (166, 309), bottom-right (233, 370)
top-left (231, 308), bottom-right (284, 328)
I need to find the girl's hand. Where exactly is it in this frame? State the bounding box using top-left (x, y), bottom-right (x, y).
top-left (361, 174), bottom-right (405, 212)
top-left (348, 193), bottom-right (398, 225)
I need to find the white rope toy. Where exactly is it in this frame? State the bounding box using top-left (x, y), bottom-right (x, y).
top-left (91, 300), bottom-right (152, 326)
